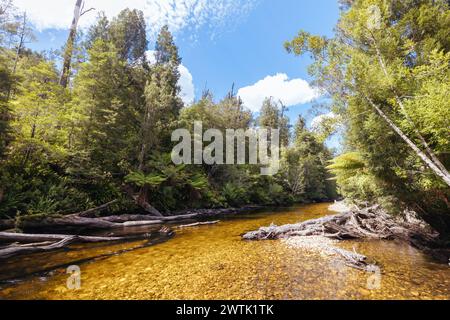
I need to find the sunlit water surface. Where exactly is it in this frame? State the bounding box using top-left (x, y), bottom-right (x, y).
top-left (0, 203), bottom-right (449, 300)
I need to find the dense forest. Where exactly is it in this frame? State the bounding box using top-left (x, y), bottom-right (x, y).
top-left (284, 0), bottom-right (449, 234)
top-left (0, 0), bottom-right (337, 226)
top-left (0, 0), bottom-right (449, 237)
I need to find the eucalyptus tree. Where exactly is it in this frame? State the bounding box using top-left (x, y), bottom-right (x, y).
top-left (285, 0), bottom-right (450, 228)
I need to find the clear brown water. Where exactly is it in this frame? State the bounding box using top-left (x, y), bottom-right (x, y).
top-left (0, 203), bottom-right (449, 300)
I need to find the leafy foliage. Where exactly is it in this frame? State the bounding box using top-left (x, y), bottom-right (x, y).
top-left (0, 3), bottom-right (338, 220)
top-left (287, 0), bottom-right (450, 232)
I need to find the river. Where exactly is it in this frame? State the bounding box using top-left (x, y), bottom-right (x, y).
top-left (0, 203), bottom-right (449, 300)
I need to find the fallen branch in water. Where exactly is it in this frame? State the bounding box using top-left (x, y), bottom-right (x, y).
top-left (177, 220), bottom-right (220, 229)
top-left (0, 228), bottom-right (174, 260)
top-left (0, 233), bottom-right (124, 260)
top-left (0, 236), bottom-right (80, 260)
top-left (0, 232), bottom-right (124, 244)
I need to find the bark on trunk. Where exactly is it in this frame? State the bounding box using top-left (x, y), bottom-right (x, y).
top-left (122, 184), bottom-right (163, 217)
top-left (365, 96), bottom-right (450, 187)
top-left (59, 0), bottom-right (89, 88)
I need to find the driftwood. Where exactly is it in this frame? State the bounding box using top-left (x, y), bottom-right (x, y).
top-left (0, 236), bottom-right (80, 260)
top-left (0, 200), bottom-right (120, 231)
top-left (177, 220), bottom-right (220, 229)
top-left (243, 206), bottom-right (439, 244)
top-left (0, 233), bottom-right (123, 260)
top-left (100, 213), bottom-right (200, 224)
top-left (243, 206), bottom-right (443, 270)
top-left (330, 246), bottom-right (370, 270)
top-left (0, 232), bottom-right (124, 244)
top-left (0, 228), bottom-right (175, 260)
top-left (0, 212), bottom-right (218, 232)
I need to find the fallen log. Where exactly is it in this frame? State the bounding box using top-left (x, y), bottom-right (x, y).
top-left (122, 220), bottom-right (164, 227)
top-left (0, 236), bottom-right (80, 260)
top-left (0, 232), bottom-right (124, 244)
top-left (123, 184), bottom-right (163, 217)
top-left (18, 215), bottom-right (122, 232)
top-left (0, 228), bottom-right (174, 260)
top-left (177, 220), bottom-right (220, 229)
top-left (100, 213), bottom-right (201, 223)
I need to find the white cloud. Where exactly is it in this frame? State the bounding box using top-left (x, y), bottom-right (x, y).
top-left (178, 64), bottom-right (195, 105)
top-left (13, 0), bottom-right (258, 39)
top-left (146, 51), bottom-right (195, 105)
top-left (237, 73), bottom-right (321, 112)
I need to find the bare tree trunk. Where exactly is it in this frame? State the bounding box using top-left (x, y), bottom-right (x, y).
top-left (59, 0), bottom-right (82, 88)
top-left (59, 0), bottom-right (94, 88)
top-left (136, 185), bottom-right (163, 217)
top-left (371, 36), bottom-right (450, 178)
top-left (365, 96), bottom-right (450, 186)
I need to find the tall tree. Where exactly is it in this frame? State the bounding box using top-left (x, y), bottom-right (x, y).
top-left (59, 0), bottom-right (94, 88)
top-left (134, 26), bottom-right (183, 215)
top-left (109, 8), bottom-right (147, 65)
top-left (285, 0), bottom-right (450, 229)
top-left (286, 0), bottom-right (450, 187)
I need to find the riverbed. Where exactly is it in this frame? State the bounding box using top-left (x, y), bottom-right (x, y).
top-left (0, 203), bottom-right (449, 300)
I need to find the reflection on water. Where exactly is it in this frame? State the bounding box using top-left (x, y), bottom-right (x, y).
top-left (0, 203), bottom-right (449, 300)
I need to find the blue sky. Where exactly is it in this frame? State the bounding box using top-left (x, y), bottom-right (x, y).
top-left (19, 0), bottom-right (341, 149)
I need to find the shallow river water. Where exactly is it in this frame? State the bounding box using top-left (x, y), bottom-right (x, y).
top-left (0, 203), bottom-right (449, 300)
